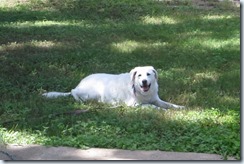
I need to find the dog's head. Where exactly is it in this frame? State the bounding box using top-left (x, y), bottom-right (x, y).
top-left (130, 66), bottom-right (158, 95)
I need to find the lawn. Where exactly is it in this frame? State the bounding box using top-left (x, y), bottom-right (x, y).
top-left (0, 0), bottom-right (240, 160)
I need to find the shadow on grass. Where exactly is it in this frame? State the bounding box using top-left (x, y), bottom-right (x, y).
top-left (0, 3), bottom-right (240, 105)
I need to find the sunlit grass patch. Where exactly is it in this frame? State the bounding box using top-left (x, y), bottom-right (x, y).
top-left (0, 0), bottom-right (31, 8)
top-left (200, 38), bottom-right (240, 49)
top-left (181, 36), bottom-right (239, 51)
top-left (2, 20), bottom-right (94, 29)
top-left (0, 127), bottom-right (48, 145)
top-left (0, 40), bottom-right (63, 52)
top-left (167, 108), bottom-right (239, 125)
top-left (141, 15), bottom-right (179, 25)
top-left (194, 71), bottom-right (219, 83)
top-left (111, 40), bottom-right (168, 53)
top-left (202, 14), bottom-right (234, 20)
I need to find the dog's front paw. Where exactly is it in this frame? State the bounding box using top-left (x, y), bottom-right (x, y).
top-left (171, 104), bottom-right (186, 109)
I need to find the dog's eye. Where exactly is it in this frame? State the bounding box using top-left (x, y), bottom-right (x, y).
top-left (147, 73), bottom-right (151, 76)
top-left (138, 74), bottom-right (142, 77)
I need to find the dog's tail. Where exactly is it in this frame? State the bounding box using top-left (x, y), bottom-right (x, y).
top-left (42, 91), bottom-right (71, 98)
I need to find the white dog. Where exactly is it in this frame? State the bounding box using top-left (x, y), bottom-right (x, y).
top-left (42, 66), bottom-right (185, 110)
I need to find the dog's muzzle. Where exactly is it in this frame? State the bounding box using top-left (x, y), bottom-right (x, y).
top-left (140, 80), bottom-right (151, 92)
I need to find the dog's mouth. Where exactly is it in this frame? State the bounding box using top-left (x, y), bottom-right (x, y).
top-left (140, 83), bottom-right (151, 92)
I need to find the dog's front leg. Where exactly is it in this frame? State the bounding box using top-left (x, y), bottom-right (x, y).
top-left (138, 104), bottom-right (167, 111)
top-left (153, 97), bottom-right (185, 110)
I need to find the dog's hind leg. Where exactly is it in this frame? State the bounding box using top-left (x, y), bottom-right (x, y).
top-left (71, 89), bottom-right (84, 101)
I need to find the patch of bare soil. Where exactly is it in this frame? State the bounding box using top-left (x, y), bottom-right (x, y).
top-left (192, 0), bottom-right (240, 9)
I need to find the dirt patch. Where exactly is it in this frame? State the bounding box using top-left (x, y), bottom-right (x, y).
top-left (192, 0), bottom-right (240, 9)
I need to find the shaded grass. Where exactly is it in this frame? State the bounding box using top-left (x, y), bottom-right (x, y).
top-left (0, 0), bottom-right (240, 159)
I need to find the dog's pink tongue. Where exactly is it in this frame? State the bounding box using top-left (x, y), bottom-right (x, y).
top-left (142, 86), bottom-right (149, 92)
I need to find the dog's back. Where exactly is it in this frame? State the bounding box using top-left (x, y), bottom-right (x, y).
top-left (71, 73), bottom-right (134, 105)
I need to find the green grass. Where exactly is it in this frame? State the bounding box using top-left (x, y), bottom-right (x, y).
top-left (0, 0), bottom-right (240, 160)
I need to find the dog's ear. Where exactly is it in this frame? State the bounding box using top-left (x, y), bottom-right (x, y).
top-left (152, 68), bottom-right (158, 81)
top-left (130, 67), bottom-right (138, 95)
top-left (130, 68), bottom-right (138, 83)
top-left (151, 66), bottom-right (158, 80)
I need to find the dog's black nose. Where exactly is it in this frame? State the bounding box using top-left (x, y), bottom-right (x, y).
top-left (142, 80), bottom-right (147, 85)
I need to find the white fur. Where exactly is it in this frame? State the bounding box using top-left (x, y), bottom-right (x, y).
top-left (42, 66), bottom-right (184, 110)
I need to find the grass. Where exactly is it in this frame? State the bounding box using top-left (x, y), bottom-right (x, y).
top-left (0, 0), bottom-right (240, 160)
